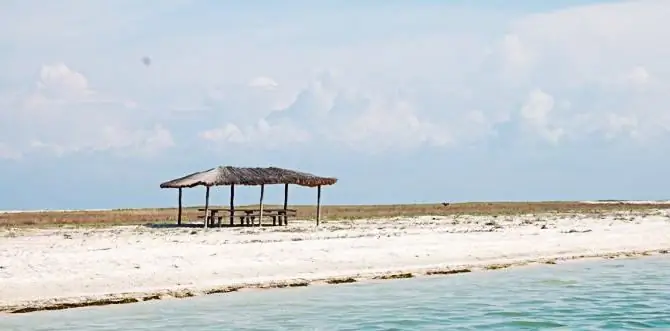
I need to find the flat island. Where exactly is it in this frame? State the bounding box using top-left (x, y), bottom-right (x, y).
top-left (1, 201), bottom-right (669, 313)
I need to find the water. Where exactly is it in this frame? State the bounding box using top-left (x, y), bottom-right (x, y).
top-left (3, 256), bottom-right (670, 330)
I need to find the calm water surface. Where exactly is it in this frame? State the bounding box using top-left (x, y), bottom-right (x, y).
top-left (2, 256), bottom-right (670, 330)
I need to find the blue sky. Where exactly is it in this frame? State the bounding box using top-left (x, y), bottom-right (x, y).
top-left (1, 0), bottom-right (669, 210)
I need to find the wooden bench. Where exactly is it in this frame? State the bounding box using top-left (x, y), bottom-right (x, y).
top-left (274, 209), bottom-right (297, 226)
top-left (238, 213), bottom-right (262, 225)
top-left (194, 208), bottom-right (299, 227)
top-left (197, 214), bottom-right (223, 226)
top-left (236, 209), bottom-right (298, 226)
top-left (237, 212), bottom-right (280, 225)
top-left (197, 208), bottom-right (225, 227)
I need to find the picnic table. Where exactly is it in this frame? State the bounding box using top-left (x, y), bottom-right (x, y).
top-left (197, 207), bottom-right (297, 227)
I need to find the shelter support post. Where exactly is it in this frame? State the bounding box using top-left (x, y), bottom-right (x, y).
top-left (316, 185), bottom-right (322, 226)
top-left (259, 184), bottom-right (265, 227)
top-left (229, 184), bottom-right (235, 226)
top-left (283, 183), bottom-right (289, 226)
top-left (204, 186), bottom-right (210, 229)
top-left (177, 188), bottom-right (182, 226)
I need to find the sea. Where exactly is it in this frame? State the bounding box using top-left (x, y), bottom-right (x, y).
top-left (2, 256), bottom-right (670, 330)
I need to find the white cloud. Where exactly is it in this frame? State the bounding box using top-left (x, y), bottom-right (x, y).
top-left (488, 0), bottom-right (670, 144)
top-left (200, 119), bottom-right (310, 148)
top-left (35, 63), bottom-right (92, 100)
top-left (519, 89), bottom-right (564, 144)
top-left (497, 34), bottom-right (536, 84)
top-left (0, 64), bottom-right (174, 159)
top-left (323, 95), bottom-right (453, 152)
top-left (248, 76), bottom-right (279, 90)
top-left (200, 124), bottom-right (246, 143)
top-left (0, 143), bottom-right (21, 160)
top-left (201, 73), bottom-right (460, 153)
top-left (605, 114), bottom-right (638, 140)
top-left (626, 66), bottom-right (650, 87)
top-left (4, 0), bottom-right (670, 159)
top-left (505, 0), bottom-right (670, 85)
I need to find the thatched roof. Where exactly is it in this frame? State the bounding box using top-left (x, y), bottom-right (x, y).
top-left (159, 166), bottom-right (337, 189)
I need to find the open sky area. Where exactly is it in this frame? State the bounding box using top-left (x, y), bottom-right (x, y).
top-left (1, 0), bottom-right (669, 210)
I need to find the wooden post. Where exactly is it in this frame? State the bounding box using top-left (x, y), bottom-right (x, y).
top-left (229, 184), bottom-right (235, 226)
top-left (316, 185), bottom-right (322, 226)
top-left (203, 186), bottom-right (210, 229)
top-left (177, 188), bottom-right (182, 226)
top-left (258, 184), bottom-right (265, 227)
top-left (283, 183), bottom-right (289, 226)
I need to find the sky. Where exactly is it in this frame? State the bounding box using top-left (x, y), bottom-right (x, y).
top-left (1, 0), bottom-right (670, 210)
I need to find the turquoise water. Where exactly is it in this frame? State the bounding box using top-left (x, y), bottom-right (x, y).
top-left (3, 256), bottom-right (670, 330)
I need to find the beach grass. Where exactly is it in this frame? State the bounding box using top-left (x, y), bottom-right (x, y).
top-left (1, 201), bottom-right (668, 227)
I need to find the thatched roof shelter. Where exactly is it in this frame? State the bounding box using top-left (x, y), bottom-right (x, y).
top-left (160, 166), bottom-right (337, 228)
top-left (159, 166), bottom-right (337, 188)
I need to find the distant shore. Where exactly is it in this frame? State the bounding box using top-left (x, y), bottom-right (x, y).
top-left (3, 200), bottom-right (670, 227)
top-left (3, 199), bottom-right (668, 213)
top-left (1, 207), bottom-right (669, 313)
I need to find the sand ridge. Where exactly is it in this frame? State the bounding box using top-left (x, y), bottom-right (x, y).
top-left (1, 210), bottom-right (670, 313)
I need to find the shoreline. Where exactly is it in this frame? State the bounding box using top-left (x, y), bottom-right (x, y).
top-left (3, 250), bottom-right (668, 314)
top-left (2, 210), bottom-right (670, 314)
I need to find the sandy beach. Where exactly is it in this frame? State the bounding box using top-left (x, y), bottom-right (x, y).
top-left (2, 209), bottom-right (670, 313)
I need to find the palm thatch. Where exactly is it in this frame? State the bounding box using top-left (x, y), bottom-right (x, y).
top-left (159, 166), bottom-right (337, 189)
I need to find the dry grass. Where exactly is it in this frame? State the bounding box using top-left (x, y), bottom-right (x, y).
top-left (1, 201), bottom-right (668, 228)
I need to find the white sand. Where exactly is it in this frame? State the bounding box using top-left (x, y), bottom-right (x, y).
top-left (579, 200), bottom-right (670, 204)
top-left (2, 210), bottom-right (670, 312)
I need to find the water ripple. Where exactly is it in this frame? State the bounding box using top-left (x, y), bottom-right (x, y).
top-left (2, 257), bottom-right (670, 330)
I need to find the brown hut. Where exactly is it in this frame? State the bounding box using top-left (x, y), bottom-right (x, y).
top-left (159, 166), bottom-right (337, 227)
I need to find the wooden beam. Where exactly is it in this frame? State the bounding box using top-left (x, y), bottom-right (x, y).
top-left (283, 183), bottom-right (289, 226)
top-left (259, 184), bottom-right (265, 227)
top-left (177, 188), bottom-right (182, 226)
top-left (316, 185), bottom-right (322, 226)
top-left (229, 184), bottom-right (235, 226)
top-left (203, 186), bottom-right (210, 229)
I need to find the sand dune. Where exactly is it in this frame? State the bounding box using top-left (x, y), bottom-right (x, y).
top-left (1, 210), bottom-right (670, 313)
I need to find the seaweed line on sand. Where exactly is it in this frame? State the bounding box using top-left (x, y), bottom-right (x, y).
top-left (2, 248), bottom-right (668, 314)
